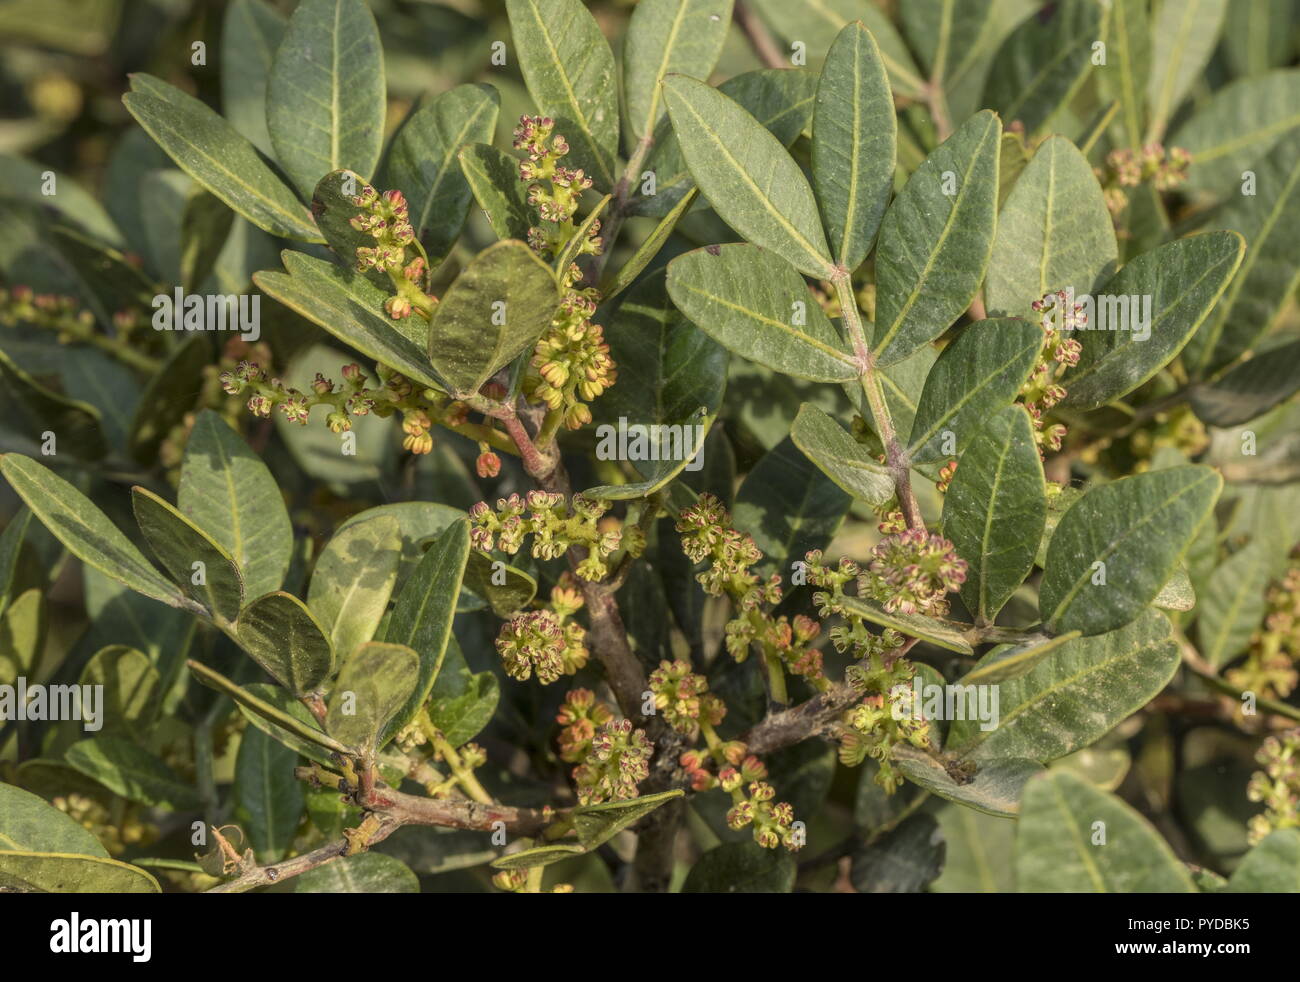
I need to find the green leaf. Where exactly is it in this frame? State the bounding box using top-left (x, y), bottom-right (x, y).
top-left (744, 0), bottom-right (925, 99)
top-left (426, 637), bottom-right (500, 747)
top-left (850, 812), bottom-right (944, 893)
top-left (458, 143), bottom-right (535, 242)
top-left (681, 841), bottom-right (796, 893)
top-left (506, 0), bottom-right (619, 190)
top-left (462, 551), bottom-right (537, 618)
top-left (584, 272), bottom-right (726, 500)
top-left (0, 851), bottom-right (160, 893)
top-left (1041, 466), bottom-right (1222, 636)
top-left (599, 188), bottom-right (698, 302)
top-left (1098, 0), bottom-right (1149, 148)
top-left (296, 851), bottom-right (419, 892)
top-left (0, 349), bottom-right (107, 462)
top-left (663, 75), bottom-right (833, 278)
top-left (900, 0), bottom-right (992, 84)
top-left (66, 736), bottom-right (200, 811)
top-left (80, 646), bottom-right (162, 738)
top-left (490, 843), bottom-right (586, 871)
top-left (335, 502), bottom-right (467, 589)
top-left (235, 726), bottom-right (304, 863)
top-left (1059, 231), bottom-right (1245, 410)
top-left (941, 405), bottom-right (1046, 622)
top-left (180, 410), bottom-right (293, 601)
top-left (253, 250), bottom-right (442, 390)
top-left (179, 191), bottom-right (234, 293)
top-left (986, 136), bottom-right (1117, 318)
top-left (128, 334), bottom-right (210, 467)
top-left (873, 111), bottom-right (1001, 366)
top-left (1221, 1), bottom-right (1294, 79)
top-left (837, 595), bottom-right (974, 654)
top-left (326, 641), bottom-right (420, 753)
top-left (1153, 564), bottom-right (1195, 612)
top-left (906, 318), bottom-right (1042, 464)
top-left (188, 660), bottom-right (351, 757)
top-left (0, 589), bottom-right (44, 685)
top-left (0, 783), bottom-right (109, 857)
top-left (425, 239), bottom-right (560, 398)
top-left (1197, 541), bottom-right (1271, 669)
top-left (1190, 339), bottom-right (1300, 427)
top-left (0, 454), bottom-right (192, 612)
top-left (1144, 0), bottom-right (1228, 142)
top-left (982, 0), bottom-right (1104, 136)
top-left (623, 0), bottom-right (732, 147)
top-left (931, 801), bottom-right (1015, 892)
top-left (572, 789), bottom-right (685, 850)
top-left (1172, 70), bottom-right (1300, 198)
top-left (220, 0), bottom-right (286, 158)
top-left (382, 521), bottom-right (471, 745)
top-left (949, 610), bottom-right (1181, 762)
top-left (266, 0), bottom-right (385, 198)
top-left (236, 592), bottom-right (333, 696)
top-left (1182, 132), bottom-right (1300, 376)
top-left (789, 403), bottom-right (893, 506)
top-left (634, 68), bottom-right (818, 218)
top-left (0, 154), bottom-right (121, 245)
top-left (893, 746), bottom-right (1043, 817)
top-left (132, 486), bottom-right (244, 623)
top-left (812, 21), bottom-right (895, 271)
top-left (307, 515), bottom-right (401, 666)
top-left (380, 83), bottom-right (500, 263)
top-left (310, 169), bottom-right (391, 289)
top-left (734, 437), bottom-right (850, 579)
top-left (1226, 830), bottom-right (1300, 893)
top-left (1016, 771), bottom-right (1196, 892)
top-left (666, 244), bottom-right (857, 382)
top-left (122, 75), bottom-right (320, 242)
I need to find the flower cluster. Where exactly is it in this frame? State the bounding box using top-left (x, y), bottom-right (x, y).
top-left (512, 115), bottom-right (617, 430)
top-left (556, 688), bottom-right (615, 762)
top-left (862, 529), bottom-right (968, 617)
top-left (1096, 143), bottom-right (1191, 216)
top-left (491, 869), bottom-right (574, 893)
top-left (841, 684), bottom-right (934, 792)
top-left (54, 793), bottom-right (158, 857)
top-left (219, 358), bottom-right (472, 454)
top-left (469, 491), bottom-right (620, 581)
top-left (1019, 289), bottom-right (1085, 455)
top-left (1228, 561), bottom-right (1300, 701)
top-left (348, 184), bottom-right (435, 320)
top-left (648, 658), bottom-right (726, 737)
top-left (495, 578), bottom-right (590, 684)
top-left (0, 285), bottom-right (95, 338)
top-left (1246, 729), bottom-right (1300, 845)
top-left (571, 718), bottom-right (653, 805)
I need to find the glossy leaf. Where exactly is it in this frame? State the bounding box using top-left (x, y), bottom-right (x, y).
top-left (1016, 771), bottom-right (1196, 892)
top-left (425, 239), bottom-right (560, 397)
top-left (462, 551), bottom-right (537, 618)
top-left (663, 75), bottom-right (833, 278)
top-left (666, 244), bottom-right (857, 382)
top-left (789, 403), bottom-right (893, 506)
top-left (0, 782), bottom-right (109, 857)
top-left (585, 273), bottom-right (726, 499)
top-left (179, 410), bottom-right (293, 601)
top-left (1041, 466), bottom-right (1221, 636)
top-left (949, 610), bottom-right (1181, 761)
top-left (812, 21), bottom-right (895, 271)
top-left (236, 592), bottom-right (334, 697)
top-left (941, 406), bottom-right (1046, 622)
top-left (893, 747), bottom-right (1043, 817)
top-left (66, 737), bottom-right (200, 811)
top-left (426, 637), bottom-right (499, 747)
top-left (506, 0), bottom-right (618, 189)
top-left (122, 75), bottom-right (320, 241)
top-left (458, 143), bottom-right (535, 241)
top-left (307, 515), bottom-right (401, 667)
top-left (1060, 231), bottom-right (1245, 410)
top-left (326, 641), bottom-right (420, 753)
top-left (380, 83), bottom-right (500, 262)
top-left (572, 790), bottom-right (685, 850)
top-left (623, 0), bottom-right (732, 146)
top-left (132, 487), bottom-right (244, 623)
top-left (0, 851), bottom-right (160, 893)
top-left (382, 520), bottom-right (471, 745)
top-left (0, 454), bottom-right (192, 612)
top-left (986, 136), bottom-right (1117, 318)
top-left (836, 595), bottom-right (974, 655)
top-left (873, 111), bottom-right (1000, 366)
top-left (80, 645), bottom-right (162, 738)
top-left (906, 318), bottom-right (1042, 463)
top-left (266, 0), bottom-right (385, 198)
